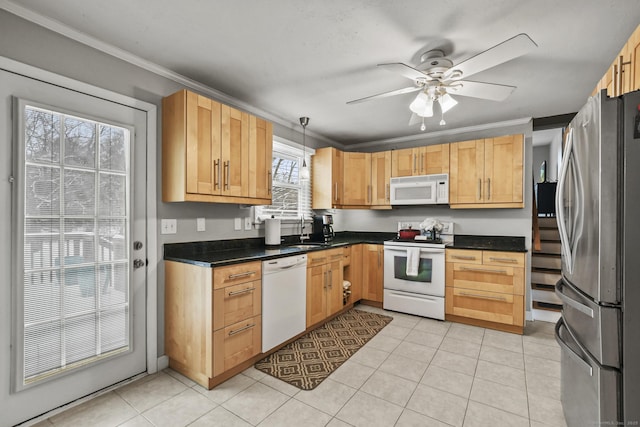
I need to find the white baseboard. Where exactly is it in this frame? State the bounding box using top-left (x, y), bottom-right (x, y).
top-left (157, 355), bottom-right (170, 371)
top-left (525, 310), bottom-right (533, 321)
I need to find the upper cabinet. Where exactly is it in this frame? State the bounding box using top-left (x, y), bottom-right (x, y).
top-left (449, 134), bottom-right (524, 209)
top-left (391, 144), bottom-right (449, 177)
top-left (342, 152), bottom-right (372, 206)
top-left (162, 89), bottom-right (272, 205)
top-left (370, 151), bottom-right (392, 207)
top-left (312, 147), bottom-right (343, 209)
top-left (593, 24), bottom-right (640, 97)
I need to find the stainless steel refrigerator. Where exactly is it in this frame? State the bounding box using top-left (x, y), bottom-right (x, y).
top-left (555, 89), bottom-right (640, 426)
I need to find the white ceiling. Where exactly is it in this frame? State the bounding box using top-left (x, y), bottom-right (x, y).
top-left (5, 0), bottom-right (640, 146)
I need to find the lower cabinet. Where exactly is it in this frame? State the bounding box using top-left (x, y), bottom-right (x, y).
top-left (361, 244), bottom-right (384, 304)
top-left (164, 260), bottom-right (262, 389)
top-left (306, 248), bottom-right (344, 327)
top-left (344, 244), bottom-right (363, 302)
top-left (445, 249), bottom-right (526, 334)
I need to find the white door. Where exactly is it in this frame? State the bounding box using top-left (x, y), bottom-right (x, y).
top-left (0, 68), bottom-right (147, 426)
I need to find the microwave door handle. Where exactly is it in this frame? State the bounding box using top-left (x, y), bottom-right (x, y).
top-left (556, 127), bottom-right (574, 275)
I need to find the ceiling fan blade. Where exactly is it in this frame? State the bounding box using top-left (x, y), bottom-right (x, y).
top-left (446, 33), bottom-right (537, 80)
top-left (378, 63), bottom-right (432, 81)
top-left (448, 80), bottom-right (516, 101)
top-left (346, 86), bottom-right (421, 104)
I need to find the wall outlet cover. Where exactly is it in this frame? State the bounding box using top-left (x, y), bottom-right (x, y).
top-left (161, 219), bottom-right (177, 234)
top-left (244, 217), bottom-right (252, 230)
top-left (196, 217), bottom-right (205, 232)
top-left (234, 218), bottom-right (242, 230)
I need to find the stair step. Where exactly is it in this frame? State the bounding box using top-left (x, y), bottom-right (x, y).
top-left (532, 270), bottom-right (561, 286)
top-left (534, 241), bottom-right (561, 255)
top-left (539, 228), bottom-right (560, 241)
top-left (532, 288), bottom-right (563, 305)
top-left (533, 301), bottom-right (563, 312)
top-left (531, 255), bottom-right (562, 270)
top-left (537, 217), bottom-right (558, 229)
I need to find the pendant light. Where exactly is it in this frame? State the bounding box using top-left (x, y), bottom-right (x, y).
top-left (299, 116), bottom-right (310, 180)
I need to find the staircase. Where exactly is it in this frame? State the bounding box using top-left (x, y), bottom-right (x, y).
top-left (531, 217), bottom-right (562, 322)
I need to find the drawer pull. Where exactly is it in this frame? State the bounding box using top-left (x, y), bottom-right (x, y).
top-left (452, 255), bottom-right (477, 260)
top-left (460, 292), bottom-right (508, 302)
top-left (227, 287), bottom-right (255, 297)
top-left (489, 257), bottom-right (518, 263)
top-left (312, 257), bottom-right (327, 263)
top-left (460, 266), bottom-right (507, 275)
top-left (228, 271), bottom-right (256, 280)
top-left (228, 323), bottom-right (256, 336)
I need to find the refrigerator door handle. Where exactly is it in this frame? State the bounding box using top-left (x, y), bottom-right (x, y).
top-left (555, 318), bottom-right (593, 376)
top-left (556, 127), bottom-right (575, 274)
top-left (555, 279), bottom-right (594, 318)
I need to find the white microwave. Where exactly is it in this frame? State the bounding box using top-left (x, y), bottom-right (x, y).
top-left (389, 174), bottom-right (449, 205)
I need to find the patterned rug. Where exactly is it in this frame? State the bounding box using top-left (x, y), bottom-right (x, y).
top-left (255, 309), bottom-right (392, 390)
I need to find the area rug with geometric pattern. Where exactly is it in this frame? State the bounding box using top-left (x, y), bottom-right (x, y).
top-left (254, 308), bottom-right (392, 390)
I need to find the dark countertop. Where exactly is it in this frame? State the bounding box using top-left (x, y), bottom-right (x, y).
top-left (450, 234), bottom-right (527, 252)
top-left (163, 231), bottom-right (397, 267)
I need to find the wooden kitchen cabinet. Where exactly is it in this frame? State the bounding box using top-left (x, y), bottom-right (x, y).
top-left (162, 89), bottom-right (272, 205)
top-left (371, 151), bottom-right (392, 207)
top-left (445, 249), bottom-right (525, 334)
top-left (449, 134), bottom-right (523, 208)
top-left (344, 244), bottom-right (363, 303)
top-left (391, 144), bottom-right (449, 177)
top-left (312, 147), bottom-right (343, 209)
top-left (361, 244), bottom-right (384, 305)
top-left (306, 249), bottom-right (344, 328)
top-left (593, 24), bottom-right (640, 97)
top-left (342, 152), bottom-right (372, 206)
top-left (164, 259), bottom-right (262, 389)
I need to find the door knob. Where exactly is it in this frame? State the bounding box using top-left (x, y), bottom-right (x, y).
top-left (133, 241), bottom-right (143, 250)
top-left (133, 259), bottom-right (145, 269)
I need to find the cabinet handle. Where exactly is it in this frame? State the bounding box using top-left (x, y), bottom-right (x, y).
top-left (460, 266), bottom-right (507, 275)
top-left (378, 249), bottom-right (382, 267)
top-left (451, 255), bottom-right (477, 260)
top-left (459, 292), bottom-right (507, 302)
top-left (312, 257), bottom-right (327, 263)
top-left (413, 154), bottom-right (417, 173)
top-left (487, 178), bottom-right (491, 200)
top-left (227, 287), bottom-right (255, 297)
top-left (228, 323), bottom-right (256, 336)
top-left (420, 154), bottom-right (424, 173)
top-left (224, 160), bottom-right (230, 190)
top-left (334, 182), bottom-right (338, 201)
top-left (489, 257), bottom-right (518, 264)
top-left (385, 183), bottom-right (390, 201)
top-left (367, 185), bottom-right (372, 203)
top-left (214, 159), bottom-right (220, 189)
top-left (612, 63), bottom-right (619, 97)
top-left (328, 270), bottom-right (333, 289)
top-left (268, 171), bottom-right (272, 195)
top-left (228, 271), bottom-right (256, 280)
top-left (323, 271), bottom-right (328, 289)
top-left (478, 178), bottom-right (482, 200)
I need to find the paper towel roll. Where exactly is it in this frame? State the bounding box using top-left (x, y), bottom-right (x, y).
top-left (265, 218), bottom-right (281, 246)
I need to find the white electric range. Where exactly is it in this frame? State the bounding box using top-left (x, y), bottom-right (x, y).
top-left (382, 221), bottom-right (453, 320)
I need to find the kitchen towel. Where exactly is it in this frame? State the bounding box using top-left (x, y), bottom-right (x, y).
top-left (406, 247), bottom-right (420, 276)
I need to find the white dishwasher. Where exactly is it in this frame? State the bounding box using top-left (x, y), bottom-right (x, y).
top-left (261, 254), bottom-right (307, 353)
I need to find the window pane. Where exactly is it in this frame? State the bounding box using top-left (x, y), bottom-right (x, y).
top-left (272, 157), bottom-right (299, 184)
top-left (98, 173), bottom-right (126, 217)
top-left (24, 218), bottom-right (60, 270)
top-left (24, 271), bottom-right (61, 324)
top-left (24, 321), bottom-right (62, 379)
top-left (64, 170), bottom-right (95, 216)
top-left (271, 186), bottom-right (300, 213)
top-left (99, 125), bottom-right (127, 172)
top-left (64, 117), bottom-right (95, 168)
top-left (25, 108), bottom-right (60, 164)
top-left (26, 165), bottom-right (60, 216)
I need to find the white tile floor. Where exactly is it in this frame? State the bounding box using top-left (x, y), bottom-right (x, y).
top-left (32, 304), bottom-right (567, 427)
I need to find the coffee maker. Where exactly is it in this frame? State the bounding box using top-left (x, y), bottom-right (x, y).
top-left (311, 214), bottom-right (335, 243)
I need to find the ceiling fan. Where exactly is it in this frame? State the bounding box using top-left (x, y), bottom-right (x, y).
top-left (347, 34), bottom-right (537, 130)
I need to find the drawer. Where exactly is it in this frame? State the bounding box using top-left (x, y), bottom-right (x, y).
top-left (482, 251), bottom-right (526, 268)
top-left (342, 246), bottom-right (351, 266)
top-left (213, 315), bottom-right (262, 377)
top-left (447, 263), bottom-right (525, 295)
top-left (213, 279), bottom-right (262, 330)
top-left (213, 261), bottom-right (261, 289)
top-left (445, 287), bottom-right (524, 327)
top-left (446, 249), bottom-right (482, 264)
top-left (307, 248), bottom-right (343, 266)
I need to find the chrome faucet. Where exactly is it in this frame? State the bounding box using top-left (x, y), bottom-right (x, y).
top-left (300, 216), bottom-right (309, 242)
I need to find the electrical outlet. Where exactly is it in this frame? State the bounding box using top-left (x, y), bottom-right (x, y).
top-left (244, 217), bottom-right (252, 230)
top-left (196, 217), bottom-right (205, 232)
top-left (161, 219), bottom-right (177, 234)
top-left (234, 218), bottom-right (242, 230)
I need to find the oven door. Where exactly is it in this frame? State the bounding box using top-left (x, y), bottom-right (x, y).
top-left (383, 245), bottom-right (445, 296)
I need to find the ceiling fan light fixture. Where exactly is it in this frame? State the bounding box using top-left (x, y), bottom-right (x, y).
top-left (439, 93), bottom-right (458, 113)
top-left (409, 92), bottom-right (434, 117)
top-left (299, 116), bottom-right (310, 181)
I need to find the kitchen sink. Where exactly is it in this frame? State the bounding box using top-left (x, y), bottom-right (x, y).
top-left (289, 243), bottom-right (327, 250)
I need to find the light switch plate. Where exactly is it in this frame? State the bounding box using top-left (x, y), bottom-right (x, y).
top-left (161, 219), bottom-right (177, 234)
top-left (196, 217), bottom-right (205, 232)
top-left (244, 217), bottom-right (252, 230)
top-left (234, 218), bottom-right (242, 230)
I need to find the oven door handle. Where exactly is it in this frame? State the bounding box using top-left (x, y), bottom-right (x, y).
top-left (384, 247), bottom-right (444, 255)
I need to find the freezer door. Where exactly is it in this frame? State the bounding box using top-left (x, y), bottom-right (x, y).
top-left (555, 279), bottom-right (620, 368)
top-left (555, 318), bottom-right (620, 427)
top-left (555, 92), bottom-right (620, 304)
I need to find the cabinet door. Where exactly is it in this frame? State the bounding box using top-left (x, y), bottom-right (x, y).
top-left (306, 264), bottom-right (327, 327)
top-left (326, 259), bottom-right (344, 317)
top-left (362, 244), bottom-right (383, 302)
top-left (371, 151), bottom-right (391, 206)
top-left (629, 25), bottom-right (640, 93)
top-left (391, 147), bottom-right (416, 177)
top-left (221, 105), bottom-right (249, 197)
top-left (346, 244), bottom-right (363, 302)
top-left (213, 315), bottom-right (261, 376)
top-left (343, 152), bottom-right (371, 205)
top-left (484, 134), bottom-right (523, 204)
top-left (186, 91), bottom-right (221, 195)
top-left (249, 116), bottom-right (272, 201)
top-left (449, 140), bottom-right (484, 204)
top-left (424, 144), bottom-right (450, 175)
top-left (332, 149), bottom-right (343, 205)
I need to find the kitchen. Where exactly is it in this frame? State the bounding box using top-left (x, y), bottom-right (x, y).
top-left (0, 1), bottom-right (639, 426)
